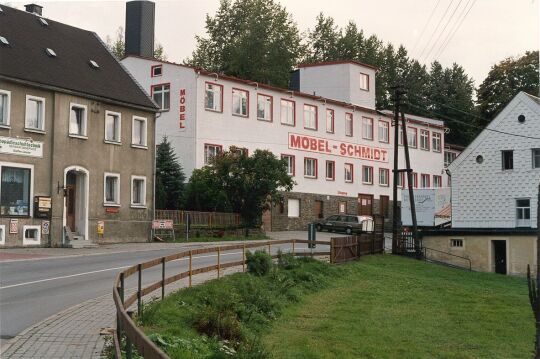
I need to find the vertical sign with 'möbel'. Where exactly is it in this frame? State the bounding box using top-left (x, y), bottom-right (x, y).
top-left (179, 89), bottom-right (186, 129)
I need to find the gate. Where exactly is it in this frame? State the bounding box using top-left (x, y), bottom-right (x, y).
top-left (330, 216), bottom-right (385, 264)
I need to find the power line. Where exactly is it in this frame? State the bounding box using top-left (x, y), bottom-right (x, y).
top-left (433, 0), bottom-right (477, 59)
top-left (411, 0), bottom-right (442, 54)
top-left (423, 0), bottom-right (465, 63)
top-left (417, 0), bottom-right (456, 60)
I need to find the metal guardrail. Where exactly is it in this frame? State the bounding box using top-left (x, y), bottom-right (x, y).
top-left (112, 239), bottom-right (331, 359)
top-left (422, 246), bottom-right (472, 271)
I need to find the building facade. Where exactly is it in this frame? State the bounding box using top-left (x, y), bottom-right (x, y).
top-left (0, 5), bottom-right (158, 247)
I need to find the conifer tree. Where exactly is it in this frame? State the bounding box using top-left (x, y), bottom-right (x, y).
top-left (155, 137), bottom-right (185, 210)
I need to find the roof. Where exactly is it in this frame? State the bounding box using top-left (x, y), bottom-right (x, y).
top-left (297, 60), bottom-right (378, 72)
top-left (0, 5), bottom-right (157, 111)
top-left (379, 109), bottom-right (445, 129)
top-left (434, 204), bottom-right (452, 218)
top-left (525, 92), bottom-right (540, 105)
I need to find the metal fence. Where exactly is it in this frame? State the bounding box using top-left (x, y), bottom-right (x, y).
top-left (154, 210), bottom-right (242, 229)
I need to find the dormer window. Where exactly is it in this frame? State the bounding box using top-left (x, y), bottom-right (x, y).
top-left (360, 73), bottom-right (369, 91)
top-left (89, 60), bottom-right (99, 69)
top-left (45, 48), bottom-right (56, 57)
top-left (151, 65), bottom-right (162, 77)
top-left (39, 17), bottom-right (49, 26)
top-left (0, 36), bottom-right (9, 46)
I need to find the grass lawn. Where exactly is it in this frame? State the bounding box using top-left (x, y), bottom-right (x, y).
top-left (263, 255), bottom-right (533, 359)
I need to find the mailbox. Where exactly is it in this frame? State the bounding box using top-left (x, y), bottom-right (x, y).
top-left (34, 196), bottom-right (52, 219)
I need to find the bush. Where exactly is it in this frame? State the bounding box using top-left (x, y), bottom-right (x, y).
top-left (246, 251), bottom-right (273, 276)
top-left (277, 250), bottom-right (299, 270)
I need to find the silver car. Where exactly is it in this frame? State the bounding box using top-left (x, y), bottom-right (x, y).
top-left (315, 215), bottom-right (374, 235)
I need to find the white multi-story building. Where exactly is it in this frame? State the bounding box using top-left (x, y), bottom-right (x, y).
top-left (122, 56), bottom-right (448, 230)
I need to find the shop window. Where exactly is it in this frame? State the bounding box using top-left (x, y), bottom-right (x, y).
top-left (232, 88), bottom-right (249, 117)
top-left (23, 225), bottom-right (40, 246)
top-left (105, 111), bottom-right (121, 143)
top-left (0, 225), bottom-right (5, 245)
top-left (25, 95), bottom-right (45, 131)
top-left (287, 198), bottom-right (300, 218)
top-left (132, 116), bottom-right (147, 147)
top-left (502, 150), bottom-right (513, 170)
top-left (69, 103), bottom-right (87, 137)
top-left (0, 166), bottom-right (31, 216)
top-left (280, 99), bottom-right (295, 126)
top-left (131, 176), bottom-right (146, 207)
top-left (152, 84), bottom-right (170, 111)
top-left (257, 94), bottom-right (272, 121)
top-left (0, 89), bottom-right (11, 126)
top-left (104, 173), bottom-right (120, 206)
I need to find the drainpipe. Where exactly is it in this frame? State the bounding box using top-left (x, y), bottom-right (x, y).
top-left (48, 93), bottom-right (56, 247)
top-left (152, 112), bottom-right (160, 241)
top-left (445, 168), bottom-right (452, 226)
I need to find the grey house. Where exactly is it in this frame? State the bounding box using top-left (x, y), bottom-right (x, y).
top-left (0, 4), bottom-right (159, 247)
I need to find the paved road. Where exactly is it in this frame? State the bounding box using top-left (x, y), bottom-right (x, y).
top-left (0, 239), bottom-right (323, 350)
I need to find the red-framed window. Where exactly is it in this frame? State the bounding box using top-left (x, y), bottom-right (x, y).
top-left (281, 154), bottom-right (295, 176)
top-left (326, 108), bottom-right (334, 133)
top-left (379, 168), bottom-right (389, 187)
top-left (303, 104), bottom-right (318, 130)
top-left (360, 73), bottom-right (369, 91)
top-left (362, 166), bottom-right (373, 184)
top-left (378, 120), bottom-right (389, 143)
top-left (432, 132), bottom-right (442, 152)
top-left (151, 64), bottom-right (162, 77)
top-left (204, 82), bottom-right (223, 112)
top-left (362, 117), bottom-right (374, 140)
top-left (412, 172), bottom-right (418, 188)
top-left (345, 112), bottom-right (353, 137)
top-left (151, 83), bottom-right (170, 111)
top-left (433, 175), bottom-right (442, 188)
top-left (420, 129), bottom-right (430, 150)
top-left (397, 172), bottom-right (405, 188)
top-left (344, 163), bottom-right (354, 183)
top-left (398, 126), bottom-right (404, 145)
top-left (280, 99), bottom-right (295, 126)
top-left (325, 160), bottom-right (335, 181)
top-left (204, 143), bottom-right (222, 165)
top-left (407, 127), bottom-right (417, 148)
top-left (232, 88), bottom-right (249, 117)
top-left (304, 157), bottom-right (317, 178)
top-left (230, 146), bottom-right (248, 156)
top-left (421, 173), bottom-right (430, 188)
top-left (257, 94), bottom-right (273, 122)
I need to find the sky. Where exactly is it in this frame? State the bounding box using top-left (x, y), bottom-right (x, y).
top-left (5, 0), bottom-right (540, 86)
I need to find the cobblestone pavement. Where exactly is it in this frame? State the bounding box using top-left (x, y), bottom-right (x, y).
top-left (1, 267), bottom-right (242, 359)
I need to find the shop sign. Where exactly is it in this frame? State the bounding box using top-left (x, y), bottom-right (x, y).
top-left (152, 220), bottom-right (173, 230)
top-left (179, 89), bottom-right (186, 129)
top-left (289, 133), bottom-right (389, 163)
top-left (0, 136), bottom-right (43, 158)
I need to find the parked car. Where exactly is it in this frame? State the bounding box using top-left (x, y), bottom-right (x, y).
top-left (314, 215), bottom-right (374, 235)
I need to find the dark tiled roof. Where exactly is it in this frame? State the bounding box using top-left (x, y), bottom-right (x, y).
top-left (0, 5), bottom-right (157, 110)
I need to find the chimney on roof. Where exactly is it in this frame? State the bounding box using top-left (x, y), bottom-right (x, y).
top-left (125, 0), bottom-right (155, 58)
top-left (24, 3), bottom-right (43, 16)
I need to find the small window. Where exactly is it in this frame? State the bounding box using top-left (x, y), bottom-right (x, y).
top-left (362, 117), bottom-right (373, 140)
top-left (432, 132), bottom-right (442, 152)
top-left (39, 17), bottom-right (48, 26)
top-left (345, 113), bottom-right (353, 137)
top-left (205, 82), bottom-right (223, 112)
top-left (420, 130), bottom-right (430, 150)
top-left (407, 127), bottom-right (417, 148)
top-left (325, 160), bottom-right (335, 181)
top-left (476, 155), bottom-right (484, 164)
top-left (397, 172), bottom-right (405, 188)
top-left (398, 126), bottom-right (404, 145)
top-left (204, 144), bottom-right (222, 165)
top-left (532, 149), bottom-right (540, 169)
top-left (360, 73), bottom-right (369, 91)
top-left (0, 166), bottom-right (32, 216)
top-left (105, 111), bottom-right (121, 143)
top-left (151, 65), bottom-right (163, 77)
top-left (132, 116), bottom-right (147, 147)
top-left (433, 175), bottom-right (442, 188)
top-left (344, 163), bottom-right (353, 183)
top-left (450, 239), bottom-right (463, 248)
top-left (444, 151), bottom-right (457, 167)
top-left (281, 155), bottom-right (295, 176)
top-left (69, 103), bottom-right (87, 137)
top-left (339, 201), bottom-right (347, 214)
top-left (232, 88), bottom-right (249, 117)
top-left (0, 89), bottom-right (11, 126)
top-left (0, 36), bottom-right (9, 46)
top-left (379, 168), bottom-right (389, 186)
top-left (516, 199), bottom-right (531, 227)
top-left (502, 150), bottom-right (513, 170)
top-left (326, 109), bottom-right (334, 133)
top-left (362, 166), bottom-right (373, 184)
top-left (152, 84), bottom-right (170, 111)
top-left (89, 60), bottom-right (100, 69)
top-left (378, 121), bottom-right (389, 143)
top-left (25, 95), bottom-right (45, 131)
top-left (303, 104), bottom-right (317, 130)
top-left (421, 174), bottom-right (430, 188)
top-left (287, 198), bottom-right (300, 218)
top-left (280, 99), bottom-right (295, 126)
top-left (45, 48), bottom-right (56, 57)
top-left (104, 173), bottom-right (120, 206)
top-left (23, 226), bottom-right (41, 246)
top-left (304, 158), bottom-right (317, 178)
top-left (131, 176), bottom-right (147, 207)
top-left (257, 94), bottom-right (272, 121)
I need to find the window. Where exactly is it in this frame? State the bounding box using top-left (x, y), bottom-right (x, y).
top-left (344, 163), bottom-right (353, 183)
top-left (25, 95), bottom-right (45, 131)
top-left (23, 225), bottom-right (41, 246)
top-left (359, 73), bottom-right (369, 91)
top-left (397, 172), bottom-right (405, 188)
top-left (407, 127), bottom-right (417, 148)
top-left (339, 201), bottom-right (347, 214)
top-left (502, 150), bottom-right (513, 170)
top-left (230, 146), bottom-right (248, 156)
top-left (0, 166), bottom-right (31, 216)
top-left (412, 172), bottom-right (418, 188)
top-left (445, 151), bottom-right (457, 167)
top-left (325, 160), bottom-right (335, 181)
top-left (152, 84), bottom-right (170, 111)
top-left (131, 176), bottom-right (147, 207)
top-left (303, 104), bottom-right (317, 130)
top-left (433, 175), bottom-right (442, 188)
top-left (205, 82), bottom-right (223, 112)
top-left (104, 173), bottom-right (120, 206)
top-left (232, 88), bottom-right (249, 117)
top-left (69, 103), bottom-right (87, 137)
top-left (257, 94), bottom-right (272, 121)
top-left (0, 89), bottom-right (11, 126)
top-left (345, 113), bottom-right (353, 137)
top-left (280, 99), bottom-right (295, 126)
top-left (204, 144), bottom-right (222, 165)
top-left (151, 65), bottom-right (162, 77)
top-left (534, 149), bottom-right (540, 169)
top-left (304, 158), bottom-right (317, 178)
top-left (432, 132), bottom-right (441, 152)
top-left (398, 126), bottom-right (404, 145)
top-left (287, 198), bottom-right (300, 218)
top-left (421, 174), bottom-right (430, 188)
top-left (326, 109), bottom-right (334, 133)
top-left (132, 116), bottom-right (147, 147)
top-left (378, 121), bottom-right (389, 143)
top-left (379, 168), bottom-right (389, 187)
top-left (362, 166), bottom-right (373, 184)
top-left (105, 111), bottom-right (121, 143)
top-left (282, 155), bottom-right (295, 176)
top-left (516, 199), bottom-right (531, 227)
top-left (420, 130), bottom-right (429, 150)
top-left (362, 117), bottom-right (373, 140)
top-left (450, 239), bottom-right (463, 248)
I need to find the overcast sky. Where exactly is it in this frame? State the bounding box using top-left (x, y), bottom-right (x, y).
top-left (6, 0), bottom-right (539, 86)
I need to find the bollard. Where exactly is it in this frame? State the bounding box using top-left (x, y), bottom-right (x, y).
top-left (189, 250), bottom-right (193, 287)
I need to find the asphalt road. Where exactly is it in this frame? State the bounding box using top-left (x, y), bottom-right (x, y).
top-left (0, 241), bottom-right (319, 345)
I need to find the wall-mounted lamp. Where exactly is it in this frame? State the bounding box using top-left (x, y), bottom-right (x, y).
top-left (248, 82), bottom-right (259, 91)
top-left (57, 181), bottom-right (66, 196)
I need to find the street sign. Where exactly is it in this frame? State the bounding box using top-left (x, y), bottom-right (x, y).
top-left (152, 220), bottom-right (173, 230)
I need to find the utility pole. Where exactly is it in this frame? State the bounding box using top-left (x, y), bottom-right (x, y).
top-left (391, 86), bottom-right (403, 254)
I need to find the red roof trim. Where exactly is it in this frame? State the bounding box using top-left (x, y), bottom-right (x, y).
top-left (297, 60), bottom-right (378, 71)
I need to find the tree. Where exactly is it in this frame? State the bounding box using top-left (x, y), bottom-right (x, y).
top-left (187, 0), bottom-right (304, 88)
top-left (105, 26), bottom-right (167, 60)
top-left (184, 148), bottom-right (294, 226)
top-left (155, 137), bottom-right (185, 210)
top-left (477, 51), bottom-right (539, 128)
top-left (305, 13), bottom-right (340, 63)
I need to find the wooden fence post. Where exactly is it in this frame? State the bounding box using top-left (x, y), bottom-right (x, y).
top-left (330, 238), bottom-right (334, 264)
top-left (217, 247), bottom-right (221, 279)
top-left (292, 240), bottom-right (295, 256)
top-left (137, 264), bottom-right (142, 317)
top-left (242, 243), bottom-right (246, 272)
top-left (268, 241), bottom-right (271, 256)
top-left (161, 258), bottom-right (165, 300)
top-left (189, 250), bottom-right (193, 287)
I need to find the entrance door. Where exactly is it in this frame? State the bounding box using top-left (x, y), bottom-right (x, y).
top-left (492, 240), bottom-right (507, 275)
top-left (314, 200), bottom-right (323, 219)
top-left (66, 172), bottom-right (76, 232)
top-left (358, 194), bottom-right (373, 216)
top-left (379, 195), bottom-right (389, 218)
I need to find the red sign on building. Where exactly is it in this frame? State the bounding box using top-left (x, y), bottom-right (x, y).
top-left (179, 89), bottom-right (186, 129)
